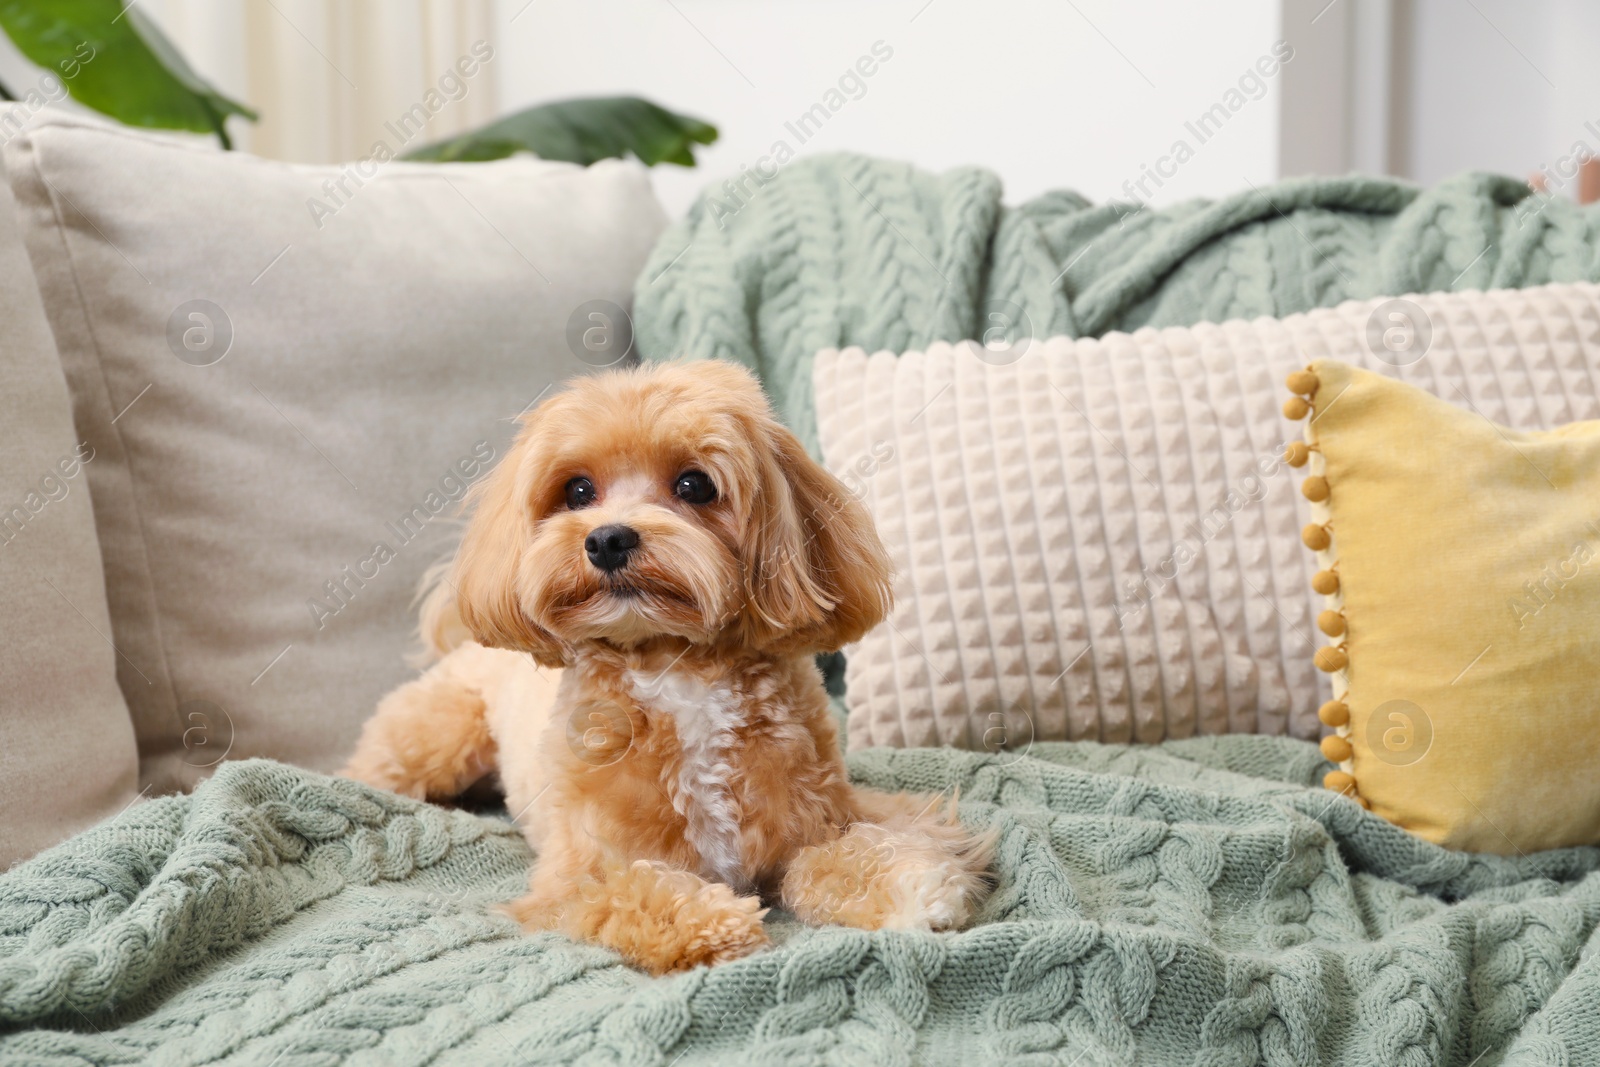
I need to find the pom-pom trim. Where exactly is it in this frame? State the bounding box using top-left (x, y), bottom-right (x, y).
top-left (1283, 366), bottom-right (1358, 802)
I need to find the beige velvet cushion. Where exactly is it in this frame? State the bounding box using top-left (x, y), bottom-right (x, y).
top-left (2, 109), bottom-right (667, 793)
top-left (814, 283), bottom-right (1600, 754)
top-left (0, 149), bottom-right (139, 867)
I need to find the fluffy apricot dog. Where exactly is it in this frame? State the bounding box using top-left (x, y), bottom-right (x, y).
top-left (343, 361), bottom-right (992, 974)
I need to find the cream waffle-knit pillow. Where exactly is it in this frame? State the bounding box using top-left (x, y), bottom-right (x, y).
top-left (813, 283), bottom-right (1600, 755)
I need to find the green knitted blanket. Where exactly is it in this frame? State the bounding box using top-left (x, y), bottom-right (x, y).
top-left (3, 744), bottom-right (1598, 1065)
top-left (634, 154), bottom-right (1600, 455)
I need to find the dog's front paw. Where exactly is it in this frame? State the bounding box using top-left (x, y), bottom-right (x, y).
top-left (509, 861), bottom-right (769, 975)
top-left (597, 861), bottom-right (769, 974)
top-left (664, 885), bottom-right (771, 972)
top-left (782, 822), bottom-right (990, 932)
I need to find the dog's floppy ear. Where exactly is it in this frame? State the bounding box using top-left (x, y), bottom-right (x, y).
top-left (744, 419), bottom-right (893, 652)
top-left (450, 426), bottom-right (566, 667)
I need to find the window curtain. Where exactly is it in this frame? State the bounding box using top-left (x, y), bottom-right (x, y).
top-left (142, 0), bottom-right (499, 162)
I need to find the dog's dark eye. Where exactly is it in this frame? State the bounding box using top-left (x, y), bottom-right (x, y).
top-left (565, 477), bottom-right (596, 510)
top-left (674, 470), bottom-right (716, 505)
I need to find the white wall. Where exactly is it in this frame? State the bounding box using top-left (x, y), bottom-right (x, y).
top-left (7, 0), bottom-right (1598, 215)
top-left (1400, 0), bottom-right (1600, 191)
top-left (493, 0), bottom-right (1289, 215)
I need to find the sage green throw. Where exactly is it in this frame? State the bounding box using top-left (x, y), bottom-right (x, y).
top-left (634, 154), bottom-right (1600, 455)
top-left (3, 745), bottom-right (1599, 1065)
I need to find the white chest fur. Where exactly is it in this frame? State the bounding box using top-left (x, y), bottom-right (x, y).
top-left (625, 668), bottom-right (747, 887)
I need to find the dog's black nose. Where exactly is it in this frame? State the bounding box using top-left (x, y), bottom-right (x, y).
top-left (585, 524), bottom-right (639, 572)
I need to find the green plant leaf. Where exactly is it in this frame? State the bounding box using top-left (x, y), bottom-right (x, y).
top-left (404, 96), bottom-right (717, 167)
top-left (0, 0), bottom-right (256, 148)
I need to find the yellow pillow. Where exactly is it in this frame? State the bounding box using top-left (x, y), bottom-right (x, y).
top-left (1284, 359), bottom-right (1600, 854)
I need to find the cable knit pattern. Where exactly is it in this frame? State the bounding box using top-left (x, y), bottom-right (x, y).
top-left (812, 283), bottom-right (1600, 751)
top-left (635, 157), bottom-right (1600, 458)
top-left (3, 751), bottom-right (1598, 1064)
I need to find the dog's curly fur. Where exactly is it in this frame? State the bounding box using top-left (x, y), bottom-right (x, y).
top-left (343, 361), bottom-right (992, 975)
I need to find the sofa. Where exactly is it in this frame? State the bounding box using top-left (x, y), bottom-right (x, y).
top-left (3, 109), bottom-right (1600, 1066)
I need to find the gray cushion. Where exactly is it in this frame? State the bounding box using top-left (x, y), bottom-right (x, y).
top-left (0, 144), bottom-right (138, 866)
top-left (3, 109), bottom-right (667, 793)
